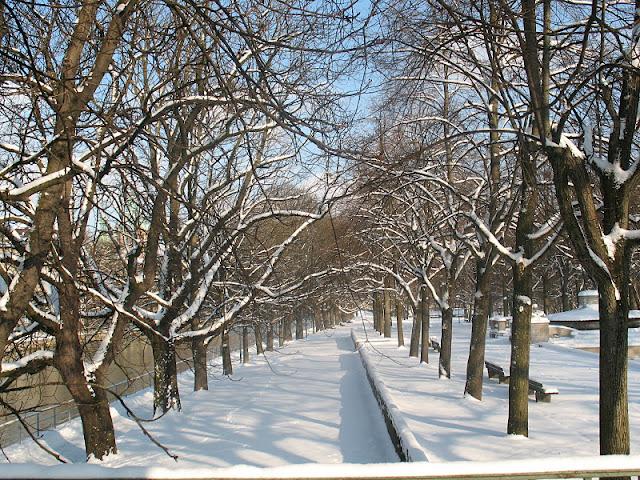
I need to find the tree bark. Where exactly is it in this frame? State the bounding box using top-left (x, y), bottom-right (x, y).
top-left (560, 264), bottom-right (570, 312)
top-left (439, 306), bottom-right (453, 378)
top-left (296, 312), bottom-right (304, 339)
top-left (56, 287), bottom-right (117, 459)
top-left (508, 261), bottom-right (532, 436)
top-left (373, 293), bottom-right (381, 333)
top-left (420, 286), bottom-right (430, 364)
top-left (222, 325), bottom-right (233, 375)
top-left (409, 303), bottom-right (421, 358)
top-left (192, 337), bottom-right (208, 391)
top-left (150, 334), bottom-right (181, 414)
top-left (285, 316), bottom-right (293, 340)
top-left (465, 262), bottom-right (491, 399)
top-left (266, 323), bottom-right (274, 352)
top-left (255, 323), bottom-right (264, 354)
top-left (396, 297), bottom-right (405, 347)
top-left (242, 326), bottom-right (250, 364)
top-left (542, 273), bottom-right (549, 313)
top-left (598, 283), bottom-right (630, 455)
top-left (383, 276), bottom-right (392, 338)
top-left (278, 320), bottom-right (285, 347)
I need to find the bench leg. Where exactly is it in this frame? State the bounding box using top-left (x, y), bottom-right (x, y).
top-left (535, 391), bottom-right (551, 403)
top-left (499, 375), bottom-right (509, 384)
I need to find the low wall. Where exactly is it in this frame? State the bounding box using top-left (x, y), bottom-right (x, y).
top-left (350, 330), bottom-right (429, 463)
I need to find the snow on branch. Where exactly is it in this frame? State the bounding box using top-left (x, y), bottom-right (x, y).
top-left (0, 168), bottom-right (71, 200)
top-left (0, 350), bottom-right (54, 376)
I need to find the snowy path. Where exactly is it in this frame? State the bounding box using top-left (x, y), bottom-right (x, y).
top-left (352, 313), bottom-right (640, 462)
top-left (3, 327), bottom-right (398, 467)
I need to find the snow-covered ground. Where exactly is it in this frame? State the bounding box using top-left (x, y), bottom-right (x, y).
top-left (550, 326), bottom-right (640, 349)
top-left (1, 329), bottom-right (397, 467)
top-left (5, 314), bottom-right (640, 471)
top-left (351, 312), bottom-right (640, 462)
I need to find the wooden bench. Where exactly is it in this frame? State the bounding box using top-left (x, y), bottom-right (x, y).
top-left (528, 379), bottom-right (559, 403)
top-left (485, 361), bottom-right (509, 384)
top-left (429, 336), bottom-right (440, 352)
top-left (485, 361), bottom-right (559, 402)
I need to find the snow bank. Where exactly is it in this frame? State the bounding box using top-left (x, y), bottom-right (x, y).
top-left (350, 330), bottom-right (429, 463)
top-left (2, 455), bottom-right (640, 479)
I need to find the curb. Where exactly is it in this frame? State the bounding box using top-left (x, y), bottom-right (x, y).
top-left (350, 329), bottom-right (429, 463)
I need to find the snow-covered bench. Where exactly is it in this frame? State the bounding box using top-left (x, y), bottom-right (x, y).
top-left (429, 336), bottom-right (440, 352)
top-left (528, 379), bottom-right (559, 403)
top-left (485, 361), bottom-right (558, 402)
top-left (485, 361), bottom-right (509, 384)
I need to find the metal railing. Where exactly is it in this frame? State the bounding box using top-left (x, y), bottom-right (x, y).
top-left (0, 357), bottom-right (194, 448)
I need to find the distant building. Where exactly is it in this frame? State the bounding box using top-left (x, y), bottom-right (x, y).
top-left (547, 290), bottom-right (640, 330)
top-left (489, 305), bottom-right (550, 343)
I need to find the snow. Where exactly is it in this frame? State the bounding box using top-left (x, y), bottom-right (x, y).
top-left (547, 305), bottom-right (640, 323)
top-left (351, 330), bottom-right (429, 462)
top-left (550, 327), bottom-right (640, 349)
top-left (577, 289), bottom-right (598, 297)
top-left (558, 134), bottom-right (586, 160)
top-left (1, 350), bottom-right (54, 373)
top-left (1, 167), bottom-right (71, 199)
top-left (589, 152), bottom-right (637, 187)
top-left (3, 320), bottom-right (640, 476)
top-left (529, 310), bottom-right (549, 324)
top-left (2, 327), bottom-right (397, 467)
top-left (351, 312), bottom-right (640, 461)
top-left (2, 455), bottom-right (640, 479)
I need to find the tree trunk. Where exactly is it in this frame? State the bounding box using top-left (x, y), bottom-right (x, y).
top-left (373, 293), bottom-right (381, 333)
top-left (296, 312), bottom-right (304, 339)
top-left (465, 264), bottom-right (491, 399)
top-left (598, 283), bottom-right (630, 455)
top-left (560, 267), bottom-right (569, 312)
top-left (383, 276), bottom-right (392, 338)
top-left (396, 297), bottom-right (405, 347)
top-left (150, 334), bottom-right (181, 414)
top-left (285, 316), bottom-right (293, 340)
top-left (242, 326), bottom-right (250, 364)
top-left (542, 273), bottom-right (549, 313)
top-left (439, 306), bottom-right (453, 378)
top-left (630, 282), bottom-right (640, 310)
top-left (56, 307), bottom-right (117, 459)
top-left (409, 303), bottom-right (421, 358)
top-left (77, 385), bottom-right (117, 460)
top-left (278, 320), bottom-right (285, 347)
top-left (420, 287), bottom-right (430, 364)
top-left (502, 276), bottom-right (509, 315)
top-left (507, 141), bottom-right (537, 436)
top-left (266, 323), bottom-right (274, 351)
top-left (222, 325), bottom-right (233, 375)
top-left (192, 337), bottom-right (208, 391)
top-left (255, 323), bottom-right (264, 354)
top-left (508, 261), bottom-right (532, 436)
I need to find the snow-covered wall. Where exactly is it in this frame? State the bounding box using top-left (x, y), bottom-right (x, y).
top-left (350, 330), bottom-right (430, 463)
